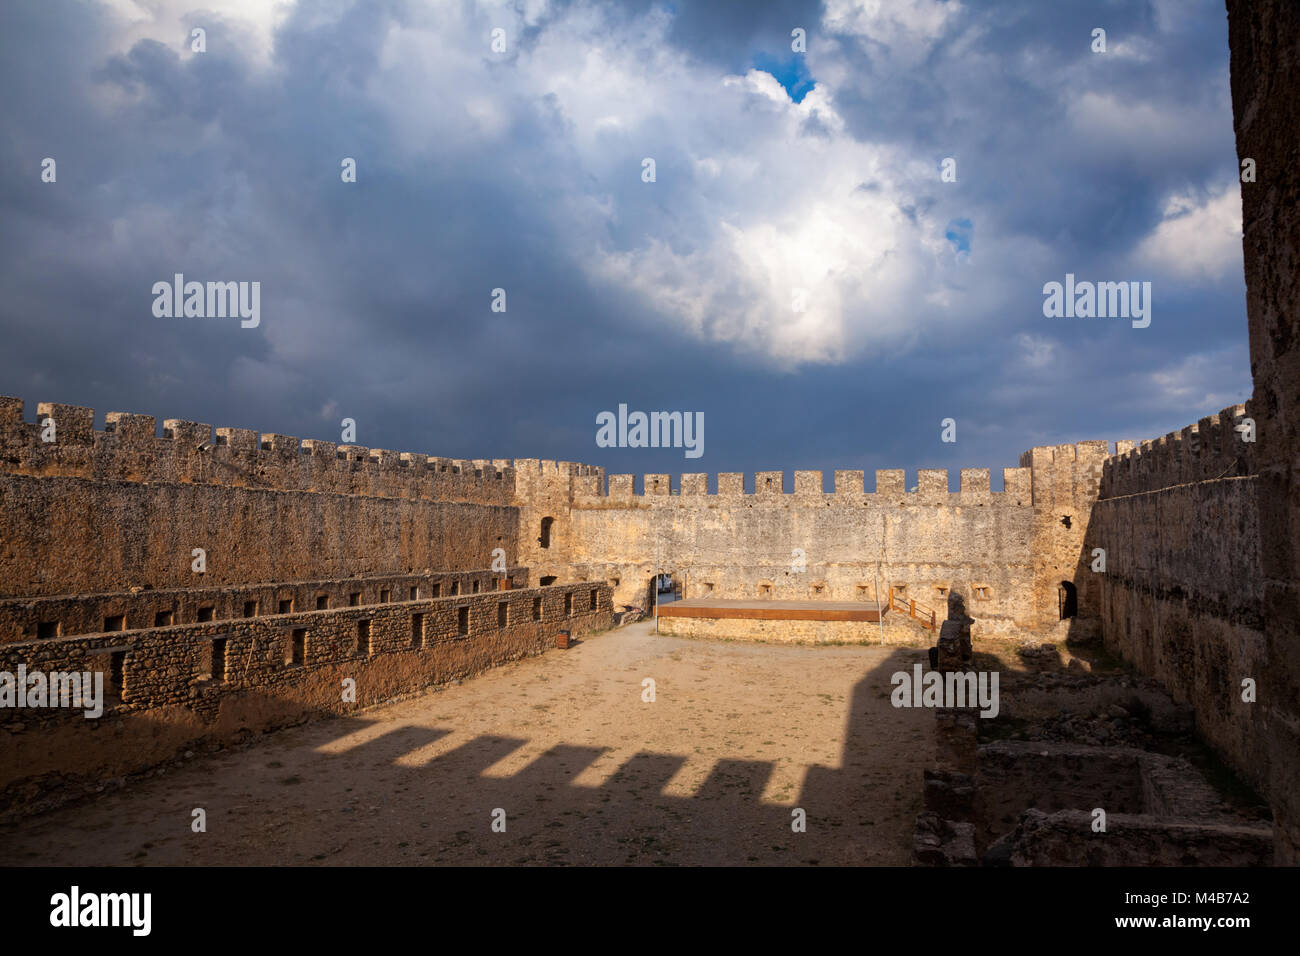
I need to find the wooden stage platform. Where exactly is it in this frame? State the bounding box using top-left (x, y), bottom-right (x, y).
top-left (655, 598), bottom-right (885, 623)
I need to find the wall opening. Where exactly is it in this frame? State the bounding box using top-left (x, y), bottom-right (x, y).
top-left (1059, 580), bottom-right (1078, 619)
top-left (349, 591), bottom-right (361, 606)
top-left (431, 582), bottom-right (441, 598)
top-left (211, 637), bottom-right (228, 682)
top-left (38, 620), bottom-right (60, 639)
top-left (457, 606), bottom-right (469, 636)
top-left (104, 614), bottom-right (125, 632)
top-left (290, 628), bottom-right (306, 666)
top-left (450, 581), bottom-right (460, 596)
top-left (197, 606), bottom-right (215, 622)
top-left (540, 576), bottom-right (557, 586)
top-left (278, 598), bottom-right (293, 614)
top-left (539, 516), bottom-right (554, 549)
top-left (564, 593), bottom-right (573, 616)
top-left (243, 600), bottom-right (258, 618)
top-left (411, 613), bottom-right (424, 648)
top-left (154, 610), bottom-right (173, 627)
top-left (356, 619), bottom-right (371, 656)
top-left (532, 596), bottom-right (542, 621)
top-left (497, 601), bottom-right (509, 627)
top-left (108, 650), bottom-right (126, 701)
top-left (316, 594), bottom-right (329, 610)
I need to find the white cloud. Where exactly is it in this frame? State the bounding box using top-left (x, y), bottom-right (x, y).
top-left (1137, 185), bottom-right (1243, 281)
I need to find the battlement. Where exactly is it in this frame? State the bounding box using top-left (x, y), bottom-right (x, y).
top-left (1098, 404), bottom-right (1257, 498)
top-left (581, 467), bottom-right (1033, 505)
top-left (0, 396), bottom-right (531, 505)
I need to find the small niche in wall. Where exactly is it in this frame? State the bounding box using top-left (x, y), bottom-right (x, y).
top-left (154, 610), bottom-right (174, 627)
top-left (38, 620), bottom-right (60, 639)
top-left (564, 593), bottom-right (573, 616)
top-left (289, 628), bottom-right (306, 666)
top-left (356, 619), bottom-right (371, 656)
top-left (457, 606), bottom-right (469, 636)
top-left (278, 598), bottom-right (293, 614)
top-left (973, 585), bottom-right (991, 600)
top-left (532, 596), bottom-right (542, 621)
top-left (316, 595), bottom-right (329, 610)
top-left (243, 601), bottom-right (258, 618)
top-left (104, 614), bottom-right (125, 632)
top-left (197, 606), bottom-right (215, 622)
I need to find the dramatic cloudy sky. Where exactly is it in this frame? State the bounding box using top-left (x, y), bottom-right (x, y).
top-left (0, 0), bottom-right (1250, 486)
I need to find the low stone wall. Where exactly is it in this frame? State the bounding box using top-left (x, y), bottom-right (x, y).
top-left (656, 613), bottom-right (928, 645)
top-left (0, 583), bottom-right (611, 820)
top-left (0, 567), bottom-right (529, 643)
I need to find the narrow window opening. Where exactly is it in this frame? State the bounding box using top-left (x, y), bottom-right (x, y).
top-left (243, 600), bottom-right (258, 618)
top-left (564, 593), bottom-right (573, 617)
top-left (539, 516), bottom-right (554, 549)
top-left (411, 613), bottom-right (425, 648)
top-left (107, 650), bottom-right (126, 701)
top-left (532, 596), bottom-right (542, 621)
top-left (380, 588), bottom-right (391, 603)
top-left (290, 628), bottom-right (306, 666)
top-left (104, 614), bottom-right (125, 632)
top-left (457, 606), bottom-right (469, 636)
top-left (197, 606), bottom-right (215, 622)
top-left (431, 583), bottom-right (441, 598)
top-left (349, 592), bottom-right (361, 607)
top-left (211, 637), bottom-right (228, 682)
top-left (278, 598), bottom-right (293, 614)
top-left (409, 586), bottom-right (419, 601)
top-left (357, 619), bottom-right (371, 656)
top-left (316, 595), bottom-right (329, 610)
top-left (154, 610), bottom-right (174, 627)
top-left (37, 620), bottom-right (60, 639)
top-left (589, 589), bottom-right (598, 609)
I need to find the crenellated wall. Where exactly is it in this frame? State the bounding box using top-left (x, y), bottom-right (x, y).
top-left (0, 397), bottom-right (531, 596)
top-left (523, 455), bottom-right (1107, 634)
top-left (1090, 403), bottom-right (1267, 797)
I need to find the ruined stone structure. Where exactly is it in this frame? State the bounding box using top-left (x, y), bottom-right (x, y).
top-left (0, 402), bottom-right (612, 818)
top-left (1, 0), bottom-right (1296, 866)
top-left (527, 447), bottom-right (1111, 635)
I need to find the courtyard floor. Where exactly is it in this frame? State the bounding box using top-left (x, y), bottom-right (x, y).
top-left (0, 621), bottom-right (932, 866)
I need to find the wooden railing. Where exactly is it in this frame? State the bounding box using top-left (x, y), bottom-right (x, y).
top-left (889, 591), bottom-right (938, 630)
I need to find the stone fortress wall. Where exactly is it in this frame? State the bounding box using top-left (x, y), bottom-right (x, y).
top-left (0, 392), bottom-right (1281, 849)
top-left (1090, 404), bottom-right (1266, 795)
top-left (524, 445), bottom-right (1110, 636)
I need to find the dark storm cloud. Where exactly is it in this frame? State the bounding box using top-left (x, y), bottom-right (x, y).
top-left (0, 0), bottom-right (1251, 483)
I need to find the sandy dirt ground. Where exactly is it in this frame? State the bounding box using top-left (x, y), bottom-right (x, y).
top-left (0, 622), bottom-right (933, 866)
